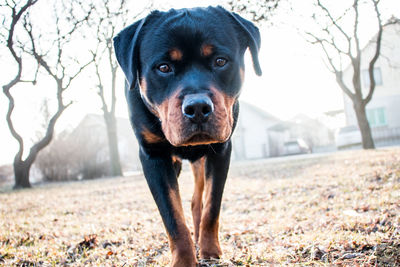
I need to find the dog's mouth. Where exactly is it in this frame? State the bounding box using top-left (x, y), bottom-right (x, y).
top-left (179, 132), bottom-right (220, 146)
top-left (163, 120), bottom-right (232, 147)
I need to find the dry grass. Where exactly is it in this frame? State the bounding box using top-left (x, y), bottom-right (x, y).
top-left (1, 148), bottom-right (399, 266)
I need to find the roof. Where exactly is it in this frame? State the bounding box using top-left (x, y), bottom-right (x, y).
top-left (239, 101), bottom-right (281, 122)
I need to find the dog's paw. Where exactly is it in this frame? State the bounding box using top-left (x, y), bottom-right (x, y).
top-left (199, 245), bottom-right (222, 260)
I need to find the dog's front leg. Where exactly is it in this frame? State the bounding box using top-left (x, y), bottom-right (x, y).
top-left (139, 148), bottom-right (197, 267)
top-left (199, 141), bottom-right (232, 259)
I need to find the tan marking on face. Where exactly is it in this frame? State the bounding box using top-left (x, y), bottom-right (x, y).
top-left (157, 89), bottom-right (185, 146)
top-left (140, 77), bottom-right (147, 94)
top-left (198, 177), bottom-right (222, 259)
top-left (209, 86), bottom-right (236, 141)
top-left (140, 78), bottom-right (160, 117)
top-left (190, 157), bottom-right (205, 243)
top-left (167, 186), bottom-right (197, 266)
top-left (141, 127), bottom-right (164, 144)
top-left (169, 48), bottom-right (183, 61)
top-left (201, 44), bottom-right (214, 57)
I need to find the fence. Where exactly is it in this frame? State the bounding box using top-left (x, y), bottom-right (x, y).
top-left (372, 127), bottom-right (400, 147)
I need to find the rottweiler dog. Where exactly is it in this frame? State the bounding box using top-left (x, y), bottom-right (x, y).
top-left (113, 6), bottom-right (261, 266)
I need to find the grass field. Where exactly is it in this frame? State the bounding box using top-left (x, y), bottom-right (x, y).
top-left (1, 148), bottom-right (399, 266)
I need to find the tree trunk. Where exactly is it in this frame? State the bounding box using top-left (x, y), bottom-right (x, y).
top-left (13, 160), bottom-right (32, 189)
top-left (104, 114), bottom-right (123, 176)
top-left (353, 101), bottom-right (375, 149)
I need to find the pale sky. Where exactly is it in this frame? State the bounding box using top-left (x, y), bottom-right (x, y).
top-left (0, 0), bottom-right (399, 165)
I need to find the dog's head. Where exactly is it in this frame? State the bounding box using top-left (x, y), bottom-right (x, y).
top-left (114, 6), bottom-right (261, 147)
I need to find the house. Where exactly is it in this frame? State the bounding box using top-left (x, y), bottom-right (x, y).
top-left (71, 114), bottom-right (141, 172)
top-left (268, 114), bottom-right (334, 155)
top-left (287, 114), bottom-right (334, 152)
top-left (231, 102), bottom-right (335, 160)
top-left (231, 101), bottom-right (282, 159)
top-left (342, 21), bottom-right (400, 146)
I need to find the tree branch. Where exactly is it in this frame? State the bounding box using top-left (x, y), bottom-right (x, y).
top-left (305, 31), bottom-right (355, 100)
top-left (2, 0), bottom-right (39, 162)
top-left (317, 0), bottom-right (351, 41)
top-left (363, 0), bottom-right (383, 105)
top-left (25, 101), bottom-right (72, 165)
top-left (63, 59), bottom-right (92, 90)
top-left (90, 48), bottom-right (109, 115)
top-left (352, 0), bottom-right (361, 58)
top-left (23, 16), bottom-right (59, 80)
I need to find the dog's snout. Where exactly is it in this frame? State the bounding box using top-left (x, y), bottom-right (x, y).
top-left (182, 94), bottom-right (214, 124)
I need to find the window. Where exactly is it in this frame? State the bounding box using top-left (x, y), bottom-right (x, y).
top-left (362, 68), bottom-right (382, 88)
top-left (366, 107), bottom-right (386, 127)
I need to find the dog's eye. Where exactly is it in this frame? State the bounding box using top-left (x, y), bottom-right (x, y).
top-left (215, 57), bottom-right (227, 67)
top-left (157, 64), bottom-right (172, 73)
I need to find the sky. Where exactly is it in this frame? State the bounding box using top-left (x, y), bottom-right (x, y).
top-left (0, 0), bottom-right (399, 165)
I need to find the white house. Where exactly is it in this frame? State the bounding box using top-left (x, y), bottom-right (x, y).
top-left (268, 114), bottom-right (334, 154)
top-left (342, 21), bottom-right (400, 146)
top-left (231, 101), bottom-right (282, 160)
top-left (72, 114), bottom-right (141, 172)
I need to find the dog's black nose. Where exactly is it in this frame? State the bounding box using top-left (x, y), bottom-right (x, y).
top-left (182, 94), bottom-right (214, 123)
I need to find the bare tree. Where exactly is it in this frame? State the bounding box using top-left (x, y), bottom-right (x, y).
top-left (1, 0), bottom-right (92, 188)
top-left (303, 0), bottom-right (385, 149)
top-left (229, 0), bottom-right (395, 149)
top-left (1, 0), bottom-right (39, 188)
top-left (88, 0), bottom-right (151, 177)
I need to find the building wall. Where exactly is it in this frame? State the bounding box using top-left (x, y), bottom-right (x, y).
top-left (343, 23), bottom-right (400, 128)
top-left (231, 103), bottom-right (279, 160)
top-left (75, 115), bottom-right (141, 171)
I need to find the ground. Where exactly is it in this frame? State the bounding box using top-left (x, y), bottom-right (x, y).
top-left (0, 148), bottom-right (399, 266)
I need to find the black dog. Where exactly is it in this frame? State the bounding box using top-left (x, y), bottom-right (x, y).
top-left (114, 6), bottom-right (261, 266)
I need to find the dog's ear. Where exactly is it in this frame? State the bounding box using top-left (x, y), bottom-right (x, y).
top-left (113, 19), bottom-right (145, 89)
top-left (221, 8), bottom-right (262, 76)
top-left (113, 12), bottom-right (159, 89)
